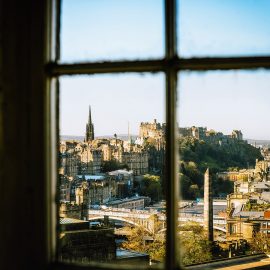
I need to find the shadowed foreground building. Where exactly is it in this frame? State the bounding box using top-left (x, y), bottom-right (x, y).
top-left (59, 218), bottom-right (150, 265)
top-left (59, 218), bottom-right (116, 262)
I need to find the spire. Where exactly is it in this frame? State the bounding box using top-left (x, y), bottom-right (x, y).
top-left (85, 105), bottom-right (94, 142)
top-left (88, 105), bottom-right (92, 124)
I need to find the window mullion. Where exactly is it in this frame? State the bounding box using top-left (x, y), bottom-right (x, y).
top-left (165, 0), bottom-right (179, 270)
top-left (165, 69), bottom-right (179, 270)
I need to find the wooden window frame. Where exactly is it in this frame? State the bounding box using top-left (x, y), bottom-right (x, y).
top-left (44, 1), bottom-right (270, 270)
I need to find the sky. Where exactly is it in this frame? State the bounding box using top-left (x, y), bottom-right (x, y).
top-left (60, 73), bottom-right (165, 137)
top-left (60, 0), bottom-right (270, 140)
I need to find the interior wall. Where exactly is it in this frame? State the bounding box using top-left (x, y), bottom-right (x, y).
top-left (0, 0), bottom-right (49, 268)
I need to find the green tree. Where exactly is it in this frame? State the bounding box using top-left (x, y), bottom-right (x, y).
top-left (140, 174), bottom-right (162, 202)
top-left (178, 136), bottom-right (262, 199)
top-left (100, 160), bottom-right (129, 172)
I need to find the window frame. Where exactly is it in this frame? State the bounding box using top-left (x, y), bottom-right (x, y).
top-left (45, 0), bottom-right (270, 270)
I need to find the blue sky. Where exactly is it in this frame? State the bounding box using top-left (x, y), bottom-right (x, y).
top-left (179, 0), bottom-right (270, 57)
top-left (179, 70), bottom-right (270, 140)
top-left (61, 0), bottom-right (164, 61)
top-left (60, 0), bottom-right (270, 140)
top-left (60, 73), bottom-right (165, 137)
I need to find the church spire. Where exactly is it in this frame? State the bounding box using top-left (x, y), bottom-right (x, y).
top-left (88, 106), bottom-right (92, 124)
top-left (85, 106), bottom-right (94, 142)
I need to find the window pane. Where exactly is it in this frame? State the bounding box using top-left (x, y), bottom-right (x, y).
top-left (58, 74), bottom-right (166, 266)
top-left (60, 0), bottom-right (164, 62)
top-left (178, 0), bottom-right (270, 57)
top-left (177, 70), bottom-right (270, 265)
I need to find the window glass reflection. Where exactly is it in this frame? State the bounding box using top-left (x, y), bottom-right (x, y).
top-left (58, 74), bottom-right (166, 266)
top-left (178, 70), bottom-right (270, 265)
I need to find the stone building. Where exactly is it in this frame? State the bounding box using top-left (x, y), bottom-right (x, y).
top-left (138, 119), bottom-right (165, 173)
top-left (59, 141), bottom-right (102, 176)
top-left (106, 196), bottom-right (151, 209)
top-left (122, 148), bottom-right (149, 176)
top-left (101, 144), bottom-right (112, 161)
top-left (217, 169), bottom-right (255, 182)
top-left (59, 174), bottom-right (72, 202)
top-left (59, 202), bottom-right (82, 220)
top-left (79, 146), bottom-right (102, 175)
top-left (139, 119), bottom-right (165, 140)
top-left (226, 193), bottom-right (270, 241)
top-left (75, 176), bottom-right (112, 206)
top-left (231, 130), bottom-right (243, 140)
top-left (108, 169), bottom-right (134, 198)
top-left (98, 138), bottom-right (149, 176)
top-left (255, 159), bottom-right (270, 181)
top-left (59, 149), bottom-right (80, 178)
top-left (59, 218), bottom-right (116, 262)
top-left (179, 126), bottom-right (244, 144)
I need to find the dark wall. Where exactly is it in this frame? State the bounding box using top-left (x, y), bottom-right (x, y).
top-left (0, 0), bottom-right (49, 269)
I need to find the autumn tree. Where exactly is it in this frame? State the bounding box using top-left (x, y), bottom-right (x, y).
top-left (250, 232), bottom-right (270, 253)
top-left (179, 222), bottom-right (212, 265)
top-left (121, 225), bottom-right (165, 262)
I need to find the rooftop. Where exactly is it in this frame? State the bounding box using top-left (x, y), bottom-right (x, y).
top-left (77, 175), bottom-right (105, 181)
top-left (107, 196), bottom-right (148, 205)
top-left (116, 248), bottom-right (149, 259)
top-left (108, 169), bottom-right (133, 176)
top-left (59, 218), bottom-right (89, 225)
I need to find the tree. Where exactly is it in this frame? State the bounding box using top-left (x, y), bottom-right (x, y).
top-left (121, 225), bottom-right (165, 261)
top-left (178, 136), bottom-right (261, 199)
top-left (122, 222), bottom-right (212, 264)
top-left (121, 226), bottom-right (147, 252)
top-left (140, 174), bottom-right (162, 202)
top-left (250, 232), bottom-right (270, 253)
top-left (100, 160), bottom-right (129, 172)
top-left (179, 222), bottom-right (212, 265)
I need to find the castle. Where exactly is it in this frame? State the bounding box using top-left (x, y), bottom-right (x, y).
top-left (179, 126), bottom-right (243, 144)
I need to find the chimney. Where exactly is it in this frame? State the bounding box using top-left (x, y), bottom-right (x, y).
top-left (204, 168), bottom-right (213, 242)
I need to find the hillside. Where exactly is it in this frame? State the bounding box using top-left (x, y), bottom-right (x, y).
top-left (179, 137), bottom-right (263, 199)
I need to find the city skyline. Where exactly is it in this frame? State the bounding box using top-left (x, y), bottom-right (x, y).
top-left (60, 1), bottom-right (270, 141)
top-left (60, 70), bottom-right (270, 140)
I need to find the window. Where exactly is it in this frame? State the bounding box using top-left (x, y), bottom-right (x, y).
top-left (3, 2), bottom-right (270, 269)
top-left (44, 0), bottom-right (270, 269)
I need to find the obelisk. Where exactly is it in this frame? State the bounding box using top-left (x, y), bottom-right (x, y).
top-left (204, 168), bottom-right (213, 242)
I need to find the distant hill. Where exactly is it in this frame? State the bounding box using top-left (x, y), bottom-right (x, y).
top-left (61, 135), bottom-right (84, 141)
top-left (60, 134), bottom-right (138, 142)
top-left (247, 139), bottom-right (270, 147)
